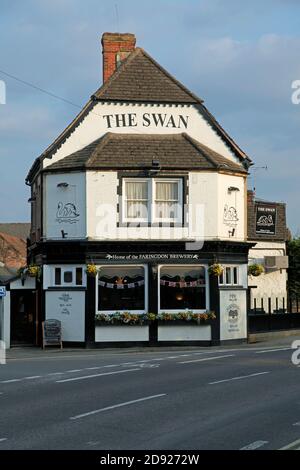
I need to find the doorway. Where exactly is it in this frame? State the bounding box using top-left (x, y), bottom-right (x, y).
top-left (10, 290), bottom-right (37, 344)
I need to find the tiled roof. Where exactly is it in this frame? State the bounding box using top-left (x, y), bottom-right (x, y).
top-left (0, 223), bottom-right (30, 240)
top-left (0, 232), bottom-right (26, 269)
top-left (93, 48), bottom-right (203, 104)
top-left (45, 133), bottom-right (247, 174)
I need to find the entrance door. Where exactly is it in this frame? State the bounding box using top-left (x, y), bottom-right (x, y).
top-left (10, 290), bottom-right (36, 344)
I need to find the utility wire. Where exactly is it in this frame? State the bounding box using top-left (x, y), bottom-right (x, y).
top-left (0, 68), bottom-right (85, 110)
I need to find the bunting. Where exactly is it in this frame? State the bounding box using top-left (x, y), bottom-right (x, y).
top-left (160, 279), bottom-right (205, 288)
top-left (99, 280), bottom-right (145, 289)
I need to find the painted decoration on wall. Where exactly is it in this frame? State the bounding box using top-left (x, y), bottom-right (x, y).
top-left (56, 202), bottom-right (80, 224)
top-left (220, 290), bottom-right (247, 341)
top-left (223, 204), bottom-right (239, 227)
top-left (256, 205), bottom-right (277, 235)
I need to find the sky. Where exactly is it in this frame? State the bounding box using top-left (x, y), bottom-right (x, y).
top-left (0, 0), bottom-right (299, 234)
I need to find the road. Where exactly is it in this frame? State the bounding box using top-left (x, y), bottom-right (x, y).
top-left (0, 339), bottom-right (299, 450)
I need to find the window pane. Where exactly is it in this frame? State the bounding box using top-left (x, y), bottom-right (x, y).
top-left (76, 268), bottom-right (83, 285)
top-left (98, 266), bottom-right (145, 311)
top-left (127, 201), bottom-right (148, 219)
top-left (226, 267), bottom-right (231, 284)
top-left (155, 202), bottom-right (178, 219)
top-left (125, 181), bottom-right (148, 219)
top-left (160, 266), bottom-right (206, 310)
top-left (233, 267), bottom-right (238, 285)
top-left (55, 268), bottom-right (61, 285)
top-left (64, 271), bottom-right (73, 283)
top-left (156, 182), bottom-right (178, 201)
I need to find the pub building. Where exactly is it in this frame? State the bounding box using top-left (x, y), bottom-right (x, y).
top-left (24, 32), bottom-right (256, 347)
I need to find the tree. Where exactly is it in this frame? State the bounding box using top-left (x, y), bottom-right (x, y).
top-left (287, 237), bottom-right (300, 297)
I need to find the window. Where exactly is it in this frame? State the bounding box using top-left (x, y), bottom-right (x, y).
top-left (98, 266), bottom-right (147, 313)
top-left (219, 266), bottom-right (239, 286)
top-left (159, 265), bottom-right (207, 311)
top-left (123, 178), bottom-right (182, 223)
top-left (51, 266), bottom-right (85, 287)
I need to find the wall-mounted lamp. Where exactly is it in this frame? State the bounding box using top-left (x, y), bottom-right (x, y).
top-left (228, 228), bottom-right (235, 237)
top-left (57, 182), bottom-right (69, 188)
top-left (228, 186), bottom-right (240, 193)
top-left (28, 197), bottom-right (36, 203)
top-left (148, 159), bottom-right (161, 175)
top-left (151, 264), bottom-right (158, 279)
top-left (61, 230), bottom-right (68, 239)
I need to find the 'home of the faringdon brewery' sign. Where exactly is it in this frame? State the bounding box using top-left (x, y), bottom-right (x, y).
top-left (102, 112), bottom-right (189, 129)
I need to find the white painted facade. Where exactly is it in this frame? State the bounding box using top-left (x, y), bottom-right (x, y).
top-left (248, 241), bottom-right (288, 312)
top-left (157, 324), bottom-right (211, 341)
top-left (43, 103), bottom-right (240, 171)
top-left (95, 325), bottom-right (149, 342)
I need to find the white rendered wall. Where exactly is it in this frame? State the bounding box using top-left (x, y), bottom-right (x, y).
top-left (44, 172), bottom-right (86, 239)
top-left (95, 325), bottom-right (149, 342)
top-left (248, 241), bottom-right (287, 312)
top-left (158, 325), bottom-right (211, 341)
top-left (10, 277), bottom-right (36, 290)
top-left (43, 102), bottom-right (241, 170)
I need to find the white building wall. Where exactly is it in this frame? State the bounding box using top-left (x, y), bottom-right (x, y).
top-left (248, 241), bottom-right (287, 312)
top-left (43, 102), bottom-right (241, 170)
top-left (44, 172), bottom-right (86, 239)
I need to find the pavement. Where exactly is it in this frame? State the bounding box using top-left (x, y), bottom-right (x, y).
top-left (0, 336), bottom-right (300, 450)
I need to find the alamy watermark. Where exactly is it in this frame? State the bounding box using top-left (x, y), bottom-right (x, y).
top-left (291, 339), bottom-right (300, 366)
top-left (291, 80), bottom-right (300, 104)
top-left (0, 340), bottom-right (6, 365)
top-left (0, 80), bottom-right (6, 105)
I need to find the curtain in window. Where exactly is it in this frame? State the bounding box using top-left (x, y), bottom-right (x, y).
top-left (126, 181), bottom-right (148, 219)
top-left (155, 182), bottom-right (179, 219)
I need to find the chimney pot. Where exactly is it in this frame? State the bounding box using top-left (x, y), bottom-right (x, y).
top-left (101, 32), bottom-right (136, 83)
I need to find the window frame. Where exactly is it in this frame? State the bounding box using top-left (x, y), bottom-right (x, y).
top-left (97, 264), bottom-right (148, 315)
top-left (219, 266), bottom-right (239, 286)
top-left (52, 265), bottom-right (86, 287)
top-left (122, 178), bottom-right (183, 224)
top-left (158, 264), bottom-right (209, 313)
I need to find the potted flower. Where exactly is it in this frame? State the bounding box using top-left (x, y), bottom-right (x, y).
top-left (86, 264), bottom-right (98, 277)
top-left (248, 264), bottom-right (264, 277)
top-left (208, 264), bottom-right (224, 277)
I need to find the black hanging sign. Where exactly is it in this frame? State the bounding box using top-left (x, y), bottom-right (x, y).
top-left (255, 205), bottom-right (277, 235)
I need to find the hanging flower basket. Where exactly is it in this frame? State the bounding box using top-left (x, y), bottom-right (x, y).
top-left (86, 264), bottom-right (98, 277)
top-left (248, 264), bottom-right (264, 277)
top-left (208, 264), bottom-right (224, 277)
top-left (27, 265), bottom-right (41, 278)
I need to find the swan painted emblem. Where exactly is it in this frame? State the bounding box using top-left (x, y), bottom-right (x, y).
top-left (257, 215), bottom-right (274, 227)
top-left (223, 204), bottom-right (239, 227)
top-left (56, 201), bottom-right (80, 224)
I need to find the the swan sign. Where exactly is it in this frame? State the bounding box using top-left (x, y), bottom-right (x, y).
top-left (256, 205), bottom-right (277, 235)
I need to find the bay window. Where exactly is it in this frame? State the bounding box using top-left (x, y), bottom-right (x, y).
top-left (159, 265), bottom-right (207, 312)
top-left (123, 178), bottom-right (182, 223)
top-left (98, 265), bottom-right (147, 313)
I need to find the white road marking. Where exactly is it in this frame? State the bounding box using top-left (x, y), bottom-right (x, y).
top-left (70, 394), bottom-right (167, 420)
top-left (209, 371), bottom-right (270, 385)
top-left (56, 368), bottom-right (140, 383)
top-left (47, 372), bottom-right (64, 376)
top-left (1, 379), bottom-right (21, 383)
top-left (280, 438), bottom-right (300, 450)
top-left (255, 348), bottom-right (292, 354)
top-left (292, 422), bottom-right (300, 426)
top-left (66, 369), bottom-right (82, 373)
top-left (240, 440), bottom-right (268, 450)
top-left (0, 438), bottom-right (7, 443)
top-left (179, 354), bottom-right (234, 364)
top-left (24, 376), bottom-right (41, 380)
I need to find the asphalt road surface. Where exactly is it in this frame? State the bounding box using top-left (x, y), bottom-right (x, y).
top-left (0, 339), bottom-right (299, 450)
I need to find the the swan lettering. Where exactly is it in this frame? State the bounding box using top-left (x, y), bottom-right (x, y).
top-left (56, 202), bottom-right (80, 224)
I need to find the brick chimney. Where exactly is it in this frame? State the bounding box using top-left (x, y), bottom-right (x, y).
top-left (101, 32), bottom-right (136, 83)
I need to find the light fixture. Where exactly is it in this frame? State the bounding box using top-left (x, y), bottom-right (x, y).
top-left (57, 182), bottom-right (69, 188)
top-left (176, 293), bottom-right (184, 301)
top-left (228, 186), bottom-right (240, 193)
top-left (61, 230), bottom-right (68, 238)
top-left (228, 228), bottom-right (235, 237)
top-left (28, 197), bottom-right (36, 203)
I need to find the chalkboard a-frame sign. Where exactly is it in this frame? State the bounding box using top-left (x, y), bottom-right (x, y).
top-left (42, 319), bottom-right (63, 349)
